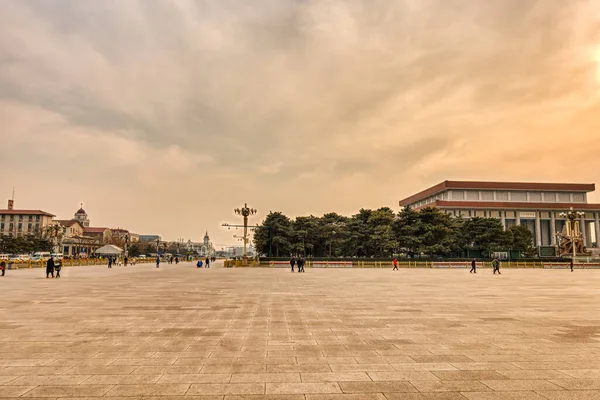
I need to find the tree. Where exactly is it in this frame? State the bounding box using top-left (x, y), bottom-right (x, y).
top-left (394, 206), bottom-right (422, 257)
top-left (254, 212), bottom-right (293, 257)
top-left (416, 207), bottom-right (460, 257)
top-left (460, 217), bottom-right (512, 257)
top-left (507, 225), bottom-right (536, 256)
top-left (128, 244), bottom-right (141, 257)
top-left (368, 208), bottom-right (397, 257)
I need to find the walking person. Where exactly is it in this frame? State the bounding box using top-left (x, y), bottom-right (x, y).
top-left (175, 257), bottom-right (179, 265)
top-left (55, 259), bottom-right (62, 278)
top-left (46, 256), bottom-right (55, 279)
top-left (290, 257), bottom-right (296, 272)
top-left (108, 256), bottom-right (112, 269)
top-left (492, 257), bottom-right (501, 275)
top-left (469, 258), bottom-right (477, 274)
top-left (124, 256), bottom-right (128, 267)
top-left (205, 257), bottom-right (210, 268)
top-left (393, 258), bottom-right (398, 271)
top-left (156, 256), bottom-right (160, 268)
top-left (298, 256), bottom-right (305, 273)
top-left (570, 259), bottom-right (574, 272)
top-left (0, 261), bottom-right (5, 277)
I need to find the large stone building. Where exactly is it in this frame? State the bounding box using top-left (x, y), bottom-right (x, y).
top-left (0, 200), bottom-right (55, 237)
top-left (399, 181), bottom-right (600, 248)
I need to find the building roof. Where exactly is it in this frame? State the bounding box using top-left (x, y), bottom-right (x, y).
top-left (414, 200), bottom-right (600, 211)
top-left (111, 228), bottom-right (130, 234)
top-left (83, 227), bottom-right (110, 233)
top-left (76, 208), bottom-right (86, 215)
top-left (55, 219), bottom-right (83, 228)
top-left (399, 181), bottom-right (596, 206)
top-left (0, 209), bottom-right (55, 217)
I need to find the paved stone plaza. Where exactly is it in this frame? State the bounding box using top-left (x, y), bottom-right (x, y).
top-left (1, 262), bottom-right (600, 399)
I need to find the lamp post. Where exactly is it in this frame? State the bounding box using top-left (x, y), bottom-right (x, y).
top-left (558, 208), bottom-right (586, 260)
top-left (124, 233), bottom-right (130, 257)
top-left (222, 203), bottom-right (257, 259)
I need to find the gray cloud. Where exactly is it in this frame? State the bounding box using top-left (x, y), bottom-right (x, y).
top-left (1, 0), bottom-right (599, 244)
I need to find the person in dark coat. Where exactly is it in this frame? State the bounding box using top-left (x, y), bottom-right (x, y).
top-left (469, 258), bottom-right (477, 274)
top-left (124, 256), bottom-right (128, 266)
top-left (46, 257), bottom-right (55, 278)
top-left (175, 257), bottom-right (179, 265)
top-left (0, 261), bottom-right (5, 277)
top-left (290, 257), bottom-right (296, 272)
top-left (298, 257), bottom-right (305, 273)
top-left (108, 256), bottom-right (112, 269)
top-left (156, 256), bottom-right (160, 268)
top-left (570, 259), bottom-right (574, 272)
top-left (205, 257), bottom-right (210, 268)
top-left (492, 257), bottom-right (501, 275)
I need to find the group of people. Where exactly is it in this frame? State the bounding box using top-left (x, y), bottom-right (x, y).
top-left (196, 257), bottom-right (211, 268)
top-left (469, 257), bottom-right (501, 274)
top-left (46, 256), bottom-right (61, 278)
top-left (289, 256), bottom-right (306, 272)
top-left (107, 256), bottom-right (136, 268)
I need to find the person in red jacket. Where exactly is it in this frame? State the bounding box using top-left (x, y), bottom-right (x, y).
top-left (393, 258), bottom-right (398, 271)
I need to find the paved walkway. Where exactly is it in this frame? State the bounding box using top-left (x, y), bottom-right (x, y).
top-left (1, 263), bottom-right (600, 399)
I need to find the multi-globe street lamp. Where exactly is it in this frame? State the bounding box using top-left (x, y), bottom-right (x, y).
top-left (222, 203), bottom-right (257, 259)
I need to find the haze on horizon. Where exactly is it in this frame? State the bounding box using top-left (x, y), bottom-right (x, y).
top-left (1, 0), bottom-right (599, 246)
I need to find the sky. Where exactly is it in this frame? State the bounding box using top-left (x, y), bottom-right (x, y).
top-left (1, 0), bottom-right (600, 247)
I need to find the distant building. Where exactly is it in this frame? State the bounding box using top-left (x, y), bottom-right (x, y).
top-left (73, 204), bottom-right (90, 227)
top-left (0, 199), bottom-right (55, 237)
top-left (200, 231), bottom-right (216, 256)
top-left (400, 181), bottom-right (600, 248)
top-left (83, 227), bottom-right (112, 243)
top-left (56, 219), bottom-right (84, 237)
top-left (139, 235), bottom-right (161, 242)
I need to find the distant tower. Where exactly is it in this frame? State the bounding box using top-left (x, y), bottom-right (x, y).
top-left (74, 203), bottom-right (90, 227)
top-left (204, 231), bottom-right (210, 246)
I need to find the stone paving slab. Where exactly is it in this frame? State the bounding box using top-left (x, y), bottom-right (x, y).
top-left (1, 262), bottom-right (600, 399)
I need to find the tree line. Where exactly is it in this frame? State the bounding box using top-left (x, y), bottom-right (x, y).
top-left (253, 207), bottom-right (535, 258)
top-left (0, 235), bottom-right (53, 254)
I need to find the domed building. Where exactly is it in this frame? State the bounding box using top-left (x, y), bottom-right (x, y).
top-left (74, 204), bottom-right (90, 227)
top-left (200, 231), bottom-right (215, 257)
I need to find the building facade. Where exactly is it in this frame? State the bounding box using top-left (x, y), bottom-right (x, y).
top-left (399, 181), bottom-right (600, 248)
top-left (0, 200), bottom-right (55, 237)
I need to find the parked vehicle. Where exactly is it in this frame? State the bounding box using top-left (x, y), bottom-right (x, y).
top-left (0, 254), bottom-right (9, 260)
top-left (31, 252), bottom-right (51, 261)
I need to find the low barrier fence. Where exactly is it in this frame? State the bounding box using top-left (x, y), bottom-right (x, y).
top-left (4, 258), bottom-right (157, 269)
top-left (224, 260), bottom-right (600, 269)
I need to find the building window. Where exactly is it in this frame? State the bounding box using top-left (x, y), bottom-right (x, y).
top-left (28, 223), bottom-right (32, 231)
top-left (9, 223), bottom-right (14, 231)
top-left (496, 191), bottom-right (509, 201)
top-left (511, 191), bottom-right (527, 201)
top-left (481, 191), bottom-right (494, 201)
top-left (529, 192), bottom-right (542, 202)
top-left (466, 191), bottom-right (479, 200)
top-left (36, 215), bottom-right (40, 221)
top-left (28, 215), bottom-right (33, 221)
top-left (10, 215), bottom-right (14, 221)
top-left (573, 193), bottom-right (585, 203)
top-left (0, 215), bottom-right (4, 221)
top-left (0, 223), bottom-right (4, 231)
top-left (557, 193), bottom-right (570, 202)
top-left (17, 223), bottom-right (22, 230)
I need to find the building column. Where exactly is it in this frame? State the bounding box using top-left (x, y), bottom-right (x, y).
top-left (594, 211), bottom-right (600, 247)
top-left (501, 211), bottom-right (506, 231)
top-left (550, 212), bottom-right (557, 246)
top-left (535, 212), bottom-right (542, 247)
top-left (516, 211), bottom-right (521, 226)
top-left (581, 216), bottom-right (588, 247)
